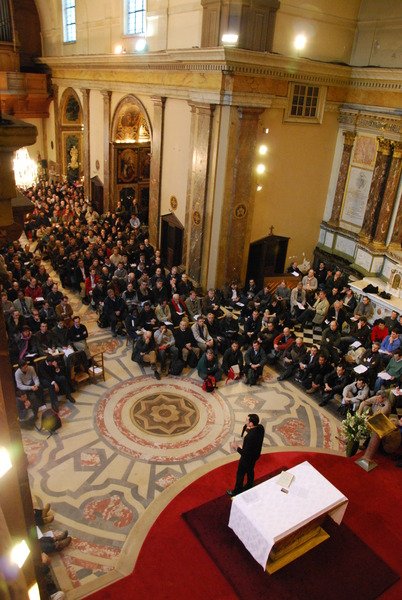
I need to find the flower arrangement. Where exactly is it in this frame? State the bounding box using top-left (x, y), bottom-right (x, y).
top-left (341, 410), bottom-right (369, 441)
top-left (341, 410), bottom-right (370, 456)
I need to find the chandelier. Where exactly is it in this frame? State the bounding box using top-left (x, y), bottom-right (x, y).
top-left (13, 147), bottom-right (37, 189)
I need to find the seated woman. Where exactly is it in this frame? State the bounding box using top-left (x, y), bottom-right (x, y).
top-left (197, 348), bottom-right (223, 382)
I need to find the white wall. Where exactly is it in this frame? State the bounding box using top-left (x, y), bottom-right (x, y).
top-left (351, 0), bottom-right (402, 67)
top-left (160, 98), bottom-right (191, 227)
top-left (89, 91), bottom-right (104, 181)
top-left (273, 0), bottom-right (361, 63)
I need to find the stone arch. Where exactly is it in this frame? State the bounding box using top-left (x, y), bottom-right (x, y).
top-left (110, 95), bottom-right (152, 222)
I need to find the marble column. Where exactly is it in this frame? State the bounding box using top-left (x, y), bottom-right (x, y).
top-left (52, 83), bottom-right (61, 177)
top-left (389, 195), bottom-right (402, 251)
top-left (215, 106), bottom-right (264, 286)
top-left (372, 142), bottom-right (402, 248)
top-left (359, 138), bottom-right (392, 244)
top-left (149, 96), bottom-right (166, 247)
top-left (101, 90), bottom-right (112, 211)
top-left (184, 102), bottom-right (215, 283)
top-left (80, 88), bottom-right (91, 200)
top-left (328, 130), bottom-right (356, 227)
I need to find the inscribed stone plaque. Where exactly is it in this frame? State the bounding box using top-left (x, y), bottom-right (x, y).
top-left (341, 166), bottom-right (373, 227)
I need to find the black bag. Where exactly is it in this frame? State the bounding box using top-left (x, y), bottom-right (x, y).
top-left (40, 409), bottom-right (62, 433)
top-left (97, 311), bottom-right (109, 328)
top-left (169, 358), bottom-right (185, 376)
top-left (187, 350), bottom-right (198, 368)
top-left (246, 368), bottom-right (258, 385)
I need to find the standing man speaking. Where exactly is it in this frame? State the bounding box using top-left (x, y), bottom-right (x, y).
top-left (227, 414), bottom-right (265, 497)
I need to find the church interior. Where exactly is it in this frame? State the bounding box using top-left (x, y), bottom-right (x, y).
top-left (0, 1), bottom-right (402, 598)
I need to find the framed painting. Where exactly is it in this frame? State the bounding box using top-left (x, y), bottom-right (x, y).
top-left (117, 147), bottom-right (138, 184)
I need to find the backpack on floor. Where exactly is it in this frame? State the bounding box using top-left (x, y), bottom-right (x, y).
top-left (187, 350), bottom-right (198, 368)
top-left (169, 358), bottom-right (185, 376)
top-left (246, 369), bottom-right (258, 385)
top-left (202, 375), bottom-right (216, 392)
top-left (40, 409), bottom-right (62, 433)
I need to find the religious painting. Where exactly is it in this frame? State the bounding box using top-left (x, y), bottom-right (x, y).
top-left (351, 135), bottom-right (377, 169)
top-left (341, 166), bottom-right (373, 228)
top-left (139, 146), bottom-right (151, 179)
top-left (62, 131), bottom-right (82, 184)
top-left (61, 92), bottom-right (82, 125)
top-left (115, 104), bottom-right (151, 143)
top-left (117, 147), bottom-right (138, 183)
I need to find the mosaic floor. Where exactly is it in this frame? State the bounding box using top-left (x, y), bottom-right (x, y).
top-left (22, 322), bottom-right (345, 599)
top-left (19, 252), bottom-right (344, 598)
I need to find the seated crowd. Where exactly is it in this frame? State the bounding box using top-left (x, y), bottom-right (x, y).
top-left (1, 178), bottom-right (402, 424)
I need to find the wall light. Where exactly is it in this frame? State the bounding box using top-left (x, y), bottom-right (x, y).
top-left (294, 34), bottom-right (307, 51)
top-left (256, 164), bottom-right (266, 174)
top-left (256, 185), bottom-right (263, 191)
top-left (135, 38), bottom-right (147, 52)
top-left (114, 44), bottom-right (126, 55)
top-left (13, 148), bottom-right (37, 189)
top-left (10, 540), bottom-right (30, 568)
top-left (0, 446), bottom-right (12, 478)
top-left (28, 584), bottom-right (40, 600)
top-left (258, 144), bottom-right (268, 156)
top-left (221, 33), bottom-right (238, 46)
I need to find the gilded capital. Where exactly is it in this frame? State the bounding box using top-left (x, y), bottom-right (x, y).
top-left (377, 138), bottom-right (392, 155)
top-left (342, 130), bottom-right (356, 146)
top-left (392, 141), bottom-right (402, 160)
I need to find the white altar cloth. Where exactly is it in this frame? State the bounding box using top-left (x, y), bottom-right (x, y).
top-left (228, 461), bottom-right (348, 569)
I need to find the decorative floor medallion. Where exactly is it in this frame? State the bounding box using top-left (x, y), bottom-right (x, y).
top-left (131, 393), bottom-right (200, 436)
top-left (95, 376), bottom-right (232, 463)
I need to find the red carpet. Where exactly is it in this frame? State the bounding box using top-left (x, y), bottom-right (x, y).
top-left (88, 451), bottom-right (402, 600)
top-left (183, 496), bottom-right (398, 600)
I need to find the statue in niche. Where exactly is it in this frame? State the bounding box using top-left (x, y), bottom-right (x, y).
top-left (68, 146), bottom-right (79, 170)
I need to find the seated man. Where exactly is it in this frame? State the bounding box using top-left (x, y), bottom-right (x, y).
top-left (357, 389), bottom-right (392, 417)
top-left (244, 340), bottom-right (267, 386)
top-left (222, 340), bottom-right (244, 377)
top-left (185, 290), bottom-right (202, 321)
top-left (266, 326), bottom-right (295, 364)
top-left (197, 348), bottom-right (223, 382)
top-left (298, 290), bottom-right (329, 327)
top-left (353, 295), bottom-right (374, 322)
top-left (137, 301), bottom-right (158, 331)
top-left (16, 391), bottom-right (36, 427)
top-left (33, 322), bottom-right (56, 356)
top-left (171, 320), bottom-right (200, 365)
top-left (55, 295), bottom-right (73, 327)
top-left (154, 324), bottom-right (175, 374)
top-left (132, 330), bottom-right (161, 379)
top-left (340, 377), bottom-right (370, 414)
top-left (320, 320), bottom-right (342, 364)
top-left (277, 336), bottom-right (307, 381)
top-left (374, 348), bottom-right (402, 393)
top-left (205, 312), bottom-right (225, 352)
top-left (103, 288), bottom-right (127, 336)
top-left (15, 360), bottom-right (45, 418)
top-left (191, 315), bottom-right (214, 352)
top-left (37, 354), bottom-right (75, 411)
top-left (170, 293), bottom-right (188, 326)
top-left (202, 288), bottom-right (223, 318)
top-left (303, 354), bottom-right (332, 394)
top-left (243, 309), bottom-right (262, 347)
top-left (319, 363), bottom-right (351, 407)
top-left (68, 316), bottom-right (91, 359)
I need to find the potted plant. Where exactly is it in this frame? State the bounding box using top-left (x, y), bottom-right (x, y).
top-left (341, 410), bottom-right (370, 457)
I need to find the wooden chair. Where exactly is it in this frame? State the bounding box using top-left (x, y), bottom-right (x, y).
top-left (89, 351), bottom-right (105, 381)
top-left (71, 364), bottom-right (90, 387)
